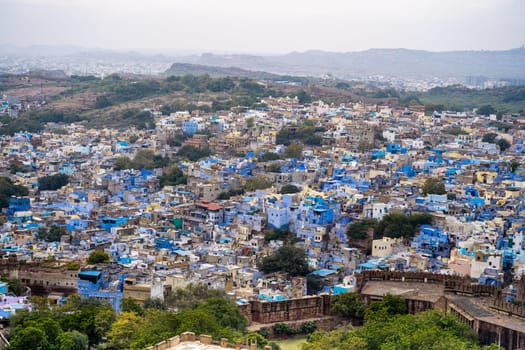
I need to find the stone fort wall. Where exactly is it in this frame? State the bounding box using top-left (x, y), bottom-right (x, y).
top-left (241, 271), bottom-right (525, 349)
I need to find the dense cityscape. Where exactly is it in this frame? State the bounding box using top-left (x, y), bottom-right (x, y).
top-left (1, 1), bottom-right (525, 350)
top-left (0, 73), bottom-right (524, 349)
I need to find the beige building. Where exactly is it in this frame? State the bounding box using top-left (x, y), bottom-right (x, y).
top-left (122, 276), bottom-right (164, 305)
top-left (372, 237), bottom-right (401, 258)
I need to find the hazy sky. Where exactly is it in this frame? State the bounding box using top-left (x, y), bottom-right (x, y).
top-left (1, 0), bottom-right (524, 54)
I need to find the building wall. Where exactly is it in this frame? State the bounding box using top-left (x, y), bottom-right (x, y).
top-left (267, 207), bottom-right (289, 229)
top-left (246, 295), bottom-right (331, 324)
top-left (372, 237), bottom-right (400, 258)
top-left (19, 268), bottom-right (78, 295)
top-left (123, 284), bottom-right (151, 305)
top-left (470, 255), bottom-right (501, 279)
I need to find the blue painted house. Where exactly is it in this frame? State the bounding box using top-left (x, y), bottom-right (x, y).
top-left (6, 197), bottom-right (30, 217)
top-left (411, 225), bottom-right (450, 259)
top-left (78, 270), bottom-right (123, 311)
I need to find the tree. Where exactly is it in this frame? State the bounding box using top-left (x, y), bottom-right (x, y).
top-left (9, 161), bottom-right (32, 174)
top-left (240, 332), bottom-right (268, 349)
top-left (176, 145), bottom-right (211, 162)
top-left (166, 133), bottom-right (189, 147)
top-left (482, 133), bottom-right (498, 143)
top-left (443, 127), bottom-right (468, 136)
top-left (424, 103), bottom-right (445, 115)
top-left (197, 297), bottom-right (247, 332)
top-left (165, 283), bottom-right (227, 311)
top-left (258, 152), bottom-right (281, 162)
top-left (478, 105), bottom-right (496, 116)
top-left (296, 90), bottom-right (312, 104)
top-left (246, 117), bottom-right (255, 128)
top-left (258, 246), bottom-right (309, 276)
top-left (175, 308), bottom-right (220, 338)
top-left (217, 189), bottom-right (245, 200)
top-left (266, 163), bottom-right (281, 173)
top-left (143, 298), bottom-right (167, 311)
top-left (497, 138), bottom-right (510, 152)
top-left (38, 225), bottom-right (68, 242)
top-left (378, 217), bottom-right (413, 239)
top-left (407, 213), bottom-right (433, 227)
top-left (93, 308), bottom-right (117, 345)
top-left (38, 173), bottom-right (69, 191)
top-left (276, 129), bottom-right (292, 146)
top-left (481, 133), bottom-right (511, 152)
top-left (302, 330), bottom-right (367, 350)
top-left (6, 326), bottom-right (50, 350)
top-left (375, 213), bottom-right (431, 239)
top-left (107, 308), bottom-right (178, 350)
top-left (346, 219), bottom-right (378, 240)
top-left (132, 149), bottom-right (157, 170)
top-left (306, 275), bottom-right (324, 295)
top-left (280, 184), bottom-right (300, 194)
top-left (365, 294), bottom-right (407, 319)
top-left (59, 298), bottom-right (116, 346)
top-left (31, 295), bottom-right (52, 311)
top-left (206, 77), bottom-right (234, 92)
top-left (121, 298), bottom-right (144, 316)
top-left (264, 228), bottom-right (292, 242)
top-left (57, 331), bottom-right (88, 350)
top-left (268, 342), bottom-right (281, 350)
top-left (106, 311), bottom-right (143, 350)
top-left (243, 175), bottom-right (273, 192)
top-left (24, 318), bottom-right (63, 346)
top-left (0, 177), bottom-right (29, 209)
top-left (94, 95), bottom-right (111, 109)
top-left (357, 309), bottom-right (484, 350)
top-left (422, 177), bottom-right (446, 195)
top-left (159, 165), bottom-right (187, 187)
top-left (284, 142), bottom-right (303, 159)
top-left (114, 156), bottom-right (133, 170)
top-left (86, 251), bottom-right (110, 264)
top-left (7, 296), bottom-right (115, 349)
top-left (331, 292), bottom-right (366, 319)
top-left (303, 135), bottom-right (322, 146)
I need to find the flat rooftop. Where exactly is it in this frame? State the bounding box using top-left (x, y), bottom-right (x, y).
top-left (362, 280), bottom-right (525, 334)
top-left (447, 296), bottom-right (525, 333)
top-left (168, 340), bottom-right (252, 350)
top-left (360, 281), bottom-right (445, 302)
top-left (169, 343), bottom-right (233, 350)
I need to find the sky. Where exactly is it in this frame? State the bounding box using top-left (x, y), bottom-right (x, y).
top-left (1, 0), bottom-right (524, 54)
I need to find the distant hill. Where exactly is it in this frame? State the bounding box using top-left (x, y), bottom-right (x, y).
top-left (4, 45), bottom-right (525, 81)
top-left (26, 69), bottom-right (68, 80)
top-left (164, 63), bottom-right (282, 80)
top-left (172, 48), bottom-right (525, 80)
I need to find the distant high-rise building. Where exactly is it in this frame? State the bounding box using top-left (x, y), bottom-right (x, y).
top-left (465, 75), bottom-right (487, 88)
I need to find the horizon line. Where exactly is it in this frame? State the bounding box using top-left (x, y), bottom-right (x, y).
top-left (2, 43), bottom-right (524, 57)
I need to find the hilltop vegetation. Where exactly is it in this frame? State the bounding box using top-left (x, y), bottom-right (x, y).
top-left (337, 83), bottom-right (525, 114)
top-left (413, 85), bottom-right (525, 114)
top-left (0, 74), bottom-right (286, 133)
top-left (1, 71), bottom-right (524, 136)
